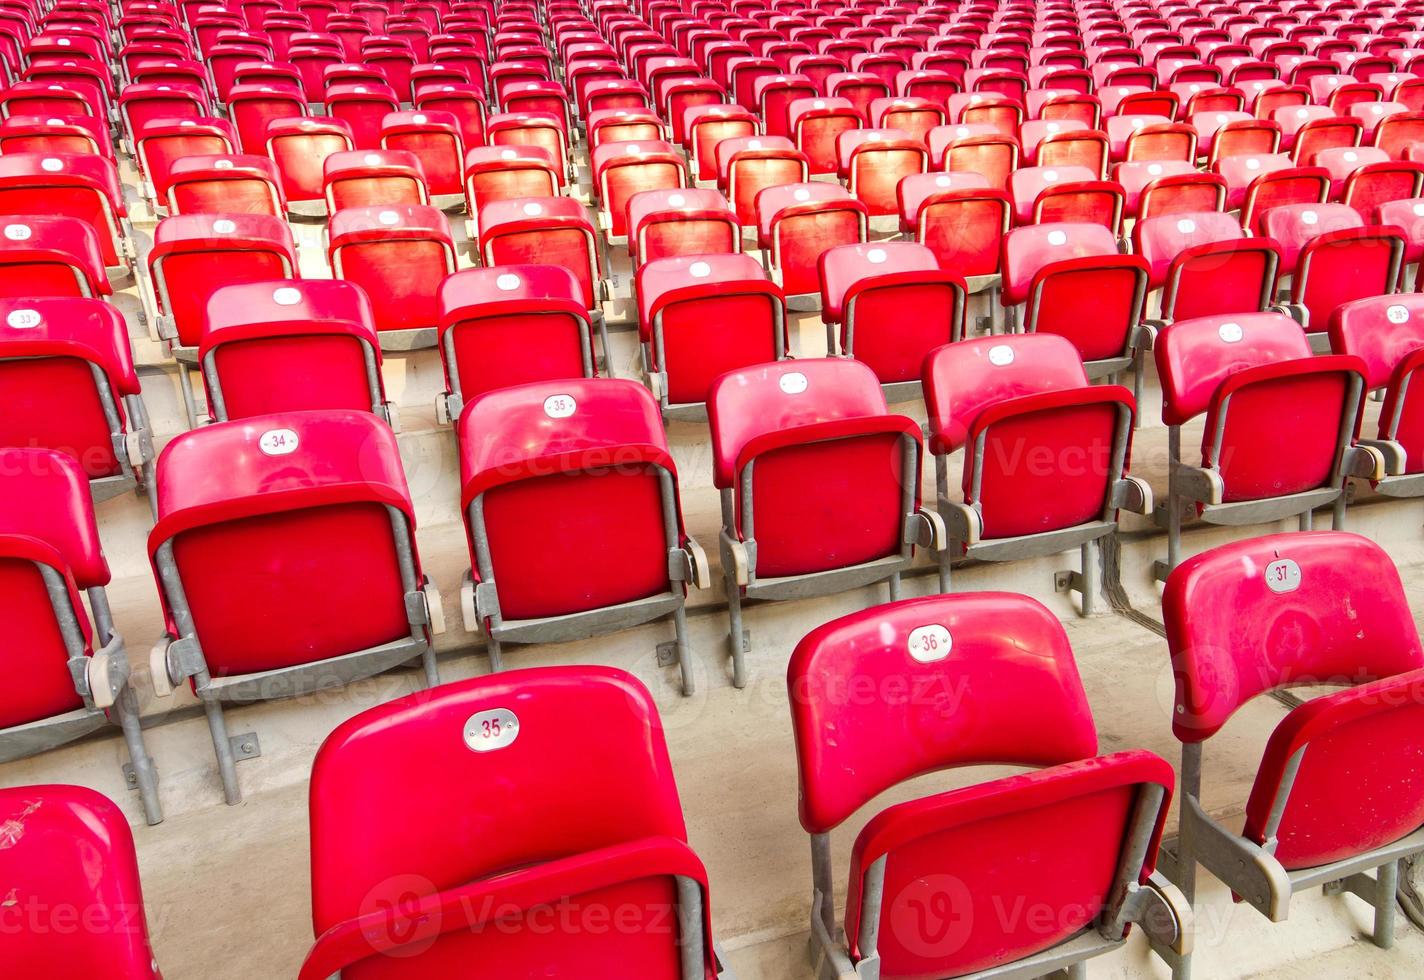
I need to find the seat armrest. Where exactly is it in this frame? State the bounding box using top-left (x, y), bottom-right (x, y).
top-left (719, 528), bottom-right (752, 586)
top-left (1112, 475), bottom-right (1153, 514)
top-left (675, 536), bottom-right (712, 589)
top-left (904, 507), bottom-right (947, 551)
top-left (1357, 438), bottom-right (1407, 476)
top-left (1170, 461), bottom-right (1224, 506)
top-left (83, 632), bottom-right (129, 710)
top-left (1342, 442), bottom-right (1387, 481)
top-left (940, 500), bottom-right (982, 546)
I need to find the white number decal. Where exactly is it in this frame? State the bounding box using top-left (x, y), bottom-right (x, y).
top-left (543, 394), bottom-right (576, 418)
top-left (258, 428), bottom-right (299, 456)
top-left (464, 708), bottom-right (520, 752)
top-left (6, 308), bottom-right (41, 329)
top-left (1387, 304), bottom-right (1410, 324)
top-left (779, 371), bottom-right (808, 394)
top-left (908, 624), bottom-right (953, 663)
top-left (988, 344), bottom-right (1015, 366)
top-left (1264, 558), bottom-right (1301, 594)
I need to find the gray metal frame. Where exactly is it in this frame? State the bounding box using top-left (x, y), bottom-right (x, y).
top-left (1158, 740), bottom-right (1423, 980)
top-left (935, 399), bottom-right (1152, 614)
top-left (462, 465), bottom-right (711, 695)
top-left (0, 564), bottom-right (162, 825)
top-left (719, 430), bottom-right (944, 688)
top-left (805, 782), bottom-right (1191, 980)
top-left (151, 505), bottom-right (439, 805)
top-left (200, 334), bottom-right (397, 428)
top-left (1352, 363), bottom-right (1424, 497)
top-left (0, 355), bottom-right (158, 517)
top-left (1152, 371), bottom-right (1383, 579)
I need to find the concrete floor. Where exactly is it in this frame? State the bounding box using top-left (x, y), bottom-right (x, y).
top-left (7, 145), bottom-right (1424, 979)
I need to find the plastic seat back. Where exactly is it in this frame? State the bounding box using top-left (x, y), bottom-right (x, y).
top-left (819, 241), bottom-right (966, 381)
top-left (304, 667), bottom-right (714, 979)
top-left (0, 213), bottom-right (109, 299)
top-left (148, 213), bottom-right (298, 349)
top-left (789, 593), bottom-right (1172, 978)
top-left (0, 447), bottom-right (108, 726)
top-left (323, 148), bottom-right (430, 210)
top-left (476, 196), bottom-right (599, 312)
top-left (924, 334), bottom-right (1134, 536)
top-left (438, 265), bottom-right (594, 401)
top-left (1165, 532), bottom-right (1424, 868)
top-left (1331, 293), bottom-right (1424, 472)
top-left (459, 379), bottom-right (679, 620)
top-left (328, 204), bottom-right (456, 339)
top-left (201, 279), bottom-right (383, 421)
top-left (756, 182), bottom-right (867, 296)
top-left (708, 358), bottom-right (917, 576)
top-left (150, 410), bottom-right (419, 675)
top-left (165, 153), bottom-right (286, 217)
top-left (1156, 312), bottom-right (1365, 501)
top-left (0, 786), bottom-right (161, 977)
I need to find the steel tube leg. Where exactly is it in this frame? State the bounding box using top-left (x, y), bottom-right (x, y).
top-left (1167, 426), bottom-right (1181, 573)
top-left (887, 571), bottom-right (901, 602)
top-left (485, 634), bottom-right (504, 673)
top-left (114, 685), bottom-right (163, 825)
top-left (935, 454), bottom-right (951, 593)
top-left (726, 570), bottom-right (747, 689)
top-left (1300, 508), bottom-right (1314, 531)
top-left (420, 642), bottom-right (439, 689)
top-left (198, 679), bottom-right (242, 805)
top-left (177, 364), bottom-right (199, 430)
top-left (1375, 860), bottom-right (1399, 949)
top-left (672, 603), bottom-right (695, 697)
top-left (1081, 539), bottom-right (1097, 616)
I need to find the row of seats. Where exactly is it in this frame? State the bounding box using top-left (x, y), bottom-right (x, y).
top-left (5, 289), bottom-right (1422, 813)
top-left (9, 531), bottom-right (1424, 980)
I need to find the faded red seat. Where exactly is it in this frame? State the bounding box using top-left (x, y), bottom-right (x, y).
top-left (790, 592), bottom-right (1185, 979)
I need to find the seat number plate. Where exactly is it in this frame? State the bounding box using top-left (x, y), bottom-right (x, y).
top-left (1264, 558), bottom-right (1301, 594)
top-left (464, 708), bottom-right (519, 752)
top-left (907, 624), bottom-right (952, 663)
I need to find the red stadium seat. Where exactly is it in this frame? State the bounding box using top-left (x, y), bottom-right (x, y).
top-left (200, 280), bottom-right (395, 425)
top-left (0, 113), bottom-right (114, 163)
top-left (636, 253), bottom-right (787, 417)
top-left (1330, 293), bottom-right (1424, 496)
top-left (708, 358), bottom-right (940, 685)
top-left (1134, 210), bottom-right (1281, 324)
top-left (756, 182), bottom-right (867, 305)
top-left (0, 152), bottom-right (131, 272)
top-left (789, 96), bottom-right (864, 176)
top-left (715, 134), bottom-right (809, 225)
top-left (301, 667), bottom-right (732, 976)
top-left (379, 109), bottom-right (465, 202)
top-left (819, 241), bottom-right (967, 389)
top-left (226, 82), bottom-right (307, 155)
top-left (1262, 204), bottom-right (1405, 337)
top-left (1153, 312), bottom-right (1380, 577)
top-left (923, 334), bottom-right (1151, 602)
top-left (0, 786), bottom-right (164, 969)
top-left (147, 410), bottom-right (443, 805)
top-left (327, 204), bottom-right (458, 350)
top-left (837, 127), bottom-right (929, 221)
top-left (592, 138), bottom-right (688, 241)
top-left (323, 147), bottom-right (430, 210)
top-left (1003, 222), bottom-right (1151, 381)
top-left (463, 144), bottom-right (563, 226)
top-left (456, 381), bottom-right (708, 688)
top-left (436, 265), bottom-right (600, 418)
top-left (134, 116), bottom-right (238, 211)
top-left (0, 214), bottom-right (110, 298)
top-left (325, 81), bottom-right (401, 149)
top-left (0, 297), bottom-right (156, 504)
top-left (476, 195), bottom-right (605, 337)
top-left (165, 153), bottom-right (286, 217)
top-left (1162, 532), bottom-right (1424, 977)
top-left (627, 187), bottom-right (739, 267)
top-left (789, 593), bottom-right (1186, 978)
top-left (266, 116), bottom-right (354, 216)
